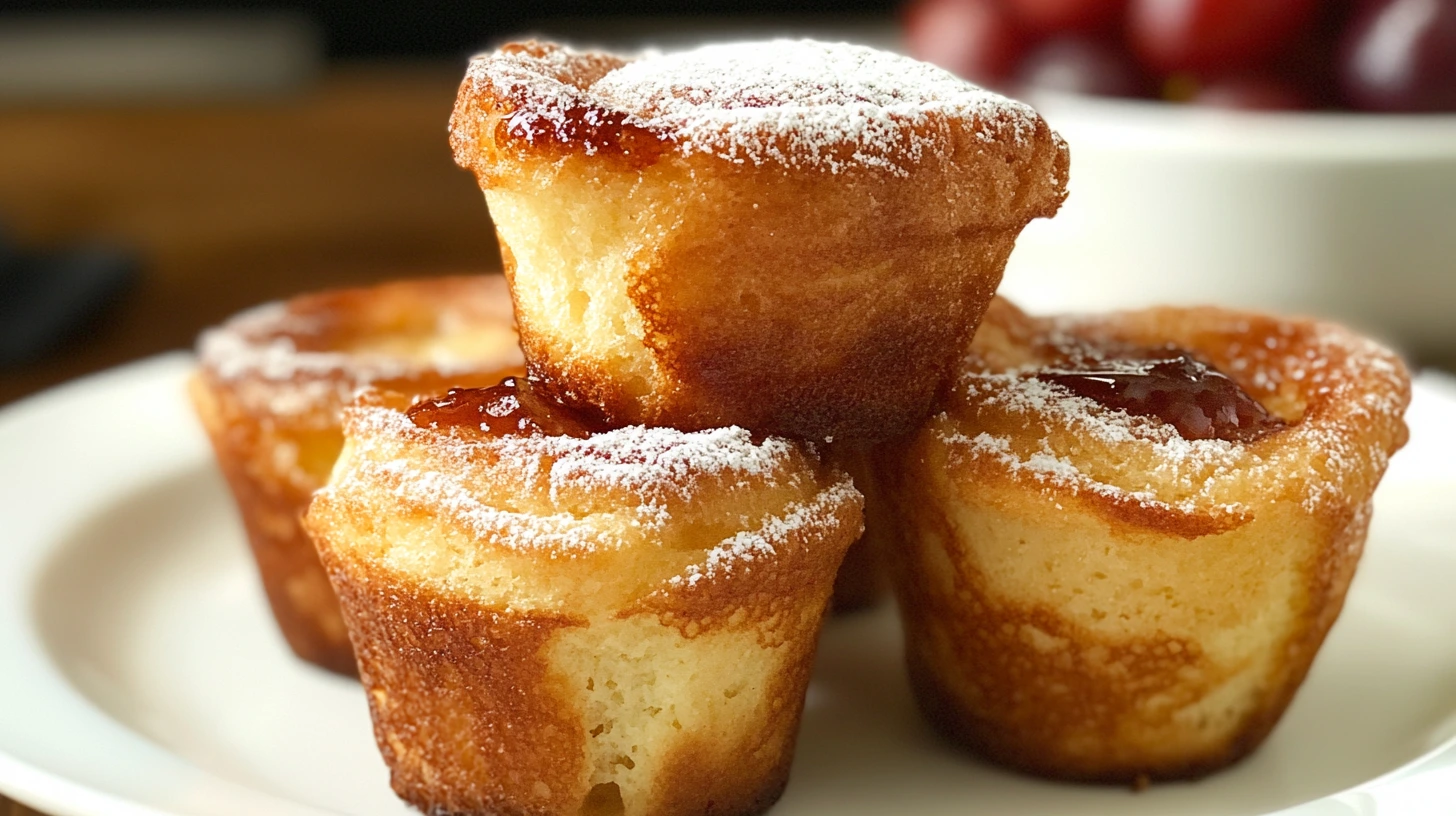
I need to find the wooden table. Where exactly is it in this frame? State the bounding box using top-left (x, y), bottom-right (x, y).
top-left (0, 61), bottom-right (502, 408)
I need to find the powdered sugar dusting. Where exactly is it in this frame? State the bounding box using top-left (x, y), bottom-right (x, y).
top-left (344, 457), bottom-right (604, 552)
top-left (939, 392), bottom-right (1249, 519)
top-left (327, 404), bottom-right (850, 578)
top-left (196, 309), bottom-right (475, 383)
top-left (941, 303), bottom-right (1411, 517)
top-left (594, 40), bottom-right (1037, 173)
top-left (669, 477), bottom-right (859, 587)
top-left (196, 297), bottom-right (512, 418)
top-left (351, 404), bottom-right (794, 504)
top-left (459, 39), bottom-right (1042, 175)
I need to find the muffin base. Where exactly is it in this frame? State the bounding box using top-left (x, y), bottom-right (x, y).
top-left (320, 538), bottom-right (834, 816)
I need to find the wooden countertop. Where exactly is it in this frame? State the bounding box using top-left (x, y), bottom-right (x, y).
top-left (3, 799), bottom-right (37, 816)
top-left (0, 61), bottom-right (502, 408)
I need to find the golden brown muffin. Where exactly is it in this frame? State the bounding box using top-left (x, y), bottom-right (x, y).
top-left (190, 276), bottom-right (522, 675)
top-left (881, 298), bottom-right (1410, 783)
top-left (826, 443), bottom-right (893, 613)
top-left (304, 382), bottom-right (862, 816)
top-left (450, 39), bottom-right (1069, 441)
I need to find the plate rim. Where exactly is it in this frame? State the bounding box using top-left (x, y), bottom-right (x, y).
top-left (1, 353), bottom-right (1453, 816)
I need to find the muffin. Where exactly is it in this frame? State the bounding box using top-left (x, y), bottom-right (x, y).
top-left (450, 39), bottom-right (1069, 440)
top-left (881, 298), bottom-right (1410, 782)
top-left (304, 380), bottom-right (863, 816)
top-left (190, 275), bottom-right (522, 675)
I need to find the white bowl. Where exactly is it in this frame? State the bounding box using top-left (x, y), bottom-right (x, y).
top-left (1000, 92), bottom-right (1456, 356)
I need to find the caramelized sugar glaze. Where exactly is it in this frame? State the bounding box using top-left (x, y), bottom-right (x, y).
top-left (487, 45), bottom-right (669, 171)
top-left (190, 276), bottom-right (522, 675)
top-left (879, 297), bottom-right (1410, 783)
top-left (407, 378), bottom-right (607, 439)
top-left (451, 40), bottom-right (1069, 440)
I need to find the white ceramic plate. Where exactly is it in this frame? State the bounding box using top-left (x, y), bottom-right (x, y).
top-left (2, 353), bottom-right (1454, 816)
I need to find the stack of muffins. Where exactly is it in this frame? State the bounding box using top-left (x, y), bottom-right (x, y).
top-left (191, 38), bottom-right (1411, 816)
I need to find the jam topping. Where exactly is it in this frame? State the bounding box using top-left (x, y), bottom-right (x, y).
top-left (375, 365), bottom-right (525, 406)
top-left (1036, 354), bottom-right (1286, 443)
top-left (406, 377), bottom-right (605, 439)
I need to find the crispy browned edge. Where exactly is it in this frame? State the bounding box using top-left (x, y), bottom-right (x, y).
top-left (453, 42), bottom-right (1072, 441)
top-left (308, 473), bottom-right (861, 816)
top-left (893, 488), bottom-right (1372, 783)
top-left (188, 276), bottom-right (520, 676)
top-left (881, 301), bottom-right (1411, 783)
top-left (189, 371), bottom-right (359, 675)
top-left (513, 229), bottom-right (1031, 442)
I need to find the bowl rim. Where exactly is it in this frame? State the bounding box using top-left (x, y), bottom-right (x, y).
top-left (1027, 90), bottom-right (1456, 159)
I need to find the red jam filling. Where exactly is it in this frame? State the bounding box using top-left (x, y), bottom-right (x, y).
top-left (406, 377), bottom-right (604, 439)
top-left (1036, 354), bottom-right (1286, 443)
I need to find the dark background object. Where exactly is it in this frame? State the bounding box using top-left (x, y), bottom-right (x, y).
top-left (0, 234), bottom-right (137, 368)
top-left (1, 1), bottom-right (901, 59)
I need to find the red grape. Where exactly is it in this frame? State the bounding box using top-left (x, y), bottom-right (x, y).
top-left (1128, 0), bottom-right (1321, 76)
top-left (1017, 37), bottom-right (1155, 96)
top-left (1340, 0), bottom-right (1456, 112)
top-left (903, 0), bottom-right (1028, 86)
top-left (1006, 0), bottom-right (1127, 33)
top-left (1260, 0), bottom-right (1362, 106)
top-left (1192, 77), bottom-right (1313, 109)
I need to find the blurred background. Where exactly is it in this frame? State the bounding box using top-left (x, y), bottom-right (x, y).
top-left (0, 0), bottom-right (1453, 406)
top-left (0, 1), bottom-right (903, 405)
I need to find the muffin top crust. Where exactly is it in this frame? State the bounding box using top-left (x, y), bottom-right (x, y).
top-left (322, 395), bottom-right (860, 592)
top-left (451, 39), bottom-right (1057, 176)
top-left (935, 299), bottom-right (1410, 530)
top-left (196, 277), bottom-right (521, 419)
